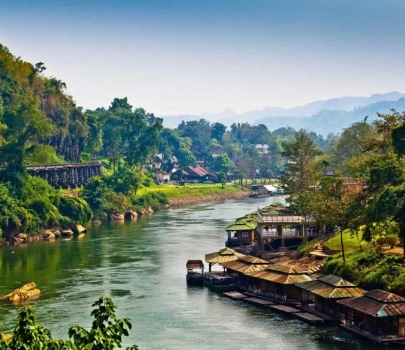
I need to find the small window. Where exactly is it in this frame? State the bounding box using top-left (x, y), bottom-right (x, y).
top-left (242, 232), bottom-right (249, 238)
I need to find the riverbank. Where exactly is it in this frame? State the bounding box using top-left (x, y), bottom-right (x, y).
top-left (168, 189), bottom-right (251, 206)
top-left (0, 186), bottom-right (251, 246)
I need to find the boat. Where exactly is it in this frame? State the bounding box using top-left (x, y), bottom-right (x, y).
top-left (186, 260), bottom-right (205, 285)
top-left (203, 272), bottom-right (236, 293)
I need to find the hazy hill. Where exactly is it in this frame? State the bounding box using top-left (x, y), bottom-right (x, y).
top-left (256, 98), bottom-right (405, 134)
top-left (161, 92), bottom-right (405, 131)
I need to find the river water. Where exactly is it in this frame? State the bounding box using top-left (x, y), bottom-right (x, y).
top-left (0, 196), bottom-right (380, 349)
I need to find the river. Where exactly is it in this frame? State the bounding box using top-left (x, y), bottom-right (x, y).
top-left (0, 196), bottom-right (380, 349)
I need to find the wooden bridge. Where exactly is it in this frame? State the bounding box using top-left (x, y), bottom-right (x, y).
top-left (24, 162), bottom-right (103, 188)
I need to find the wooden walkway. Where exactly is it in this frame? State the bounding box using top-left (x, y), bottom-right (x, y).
top-left (268, 305), bottom-right (301, 314)
top-left (243, 297), bottom-right (274, 306)
top-left (295, 312), bottom-right (324, 325)
top-left (223, 291), bottom-right (247, 300)
top-left (299, 305), bottom-right (341, 325)
top-left (221, 292), bottom-right (334, 326)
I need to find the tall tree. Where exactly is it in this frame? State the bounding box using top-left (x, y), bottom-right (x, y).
top-left (280, 130), bottom-right (323, 192)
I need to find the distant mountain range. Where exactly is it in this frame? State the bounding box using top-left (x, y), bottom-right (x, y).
top-left (161, 92), bottom-right (405, 134)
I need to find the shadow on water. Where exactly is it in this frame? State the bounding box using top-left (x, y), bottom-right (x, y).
top-left (0, 196), bottom-right (391, 349)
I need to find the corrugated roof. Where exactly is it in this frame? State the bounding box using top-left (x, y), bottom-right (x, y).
top-left (338, 295), bottom-right (405, 317)
top-left (205, 248), bottom-right (244, 263)
top-left (247, 270), bottom-right (313, 284)
top-left (266, 265), bottom-right (307, 274)
top-left (365, 289), bottom-right (405, 303)
top-left (186, 260), bottom-right (204, 269)
top-left (221, 260), bottom-right (271, 274)
top-left (184, 165), bottom-right (208, 177)
top-left (318, 275), bottom-right (357, 287)
top-left (226, 222), bottom-right (257, 231)
top-left (295, 280), bottom-right (365, 299)
top-left (238, 256), bottom-right (269, 264)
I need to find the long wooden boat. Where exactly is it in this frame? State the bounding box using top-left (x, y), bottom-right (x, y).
top-left (203, 272), bottom-right (235, 293)
top-left (186, 260), bottom-right (205, 285)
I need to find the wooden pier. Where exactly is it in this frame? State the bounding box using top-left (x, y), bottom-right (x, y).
top-left (243, 297), bottom-right (274, 306)
top-left (295, 313), bottom-right (324, 325)
top-left (223, 291), bottom-right (247, 300)
top-left (268, 305), bottom-right (301, 314)
top-left (299, 305), bottom-right (341, 325)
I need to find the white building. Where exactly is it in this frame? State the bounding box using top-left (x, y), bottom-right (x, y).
top-left (255, 144), bottom-right (269, 154)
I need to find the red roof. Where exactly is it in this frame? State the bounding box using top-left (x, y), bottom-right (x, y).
top-left (365, 289), bottom-right (405, 303)
top-left (338, 294), bottom-right (405, 317)
top-left (185, 165), bottom-right (208, 177)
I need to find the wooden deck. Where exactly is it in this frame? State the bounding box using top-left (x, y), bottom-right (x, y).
top-left (299, 305), bottom-right (341, 325)
top-left (243, 297), bottom-right (274, 306)
top-left (268, 305), bottom-right (301, 314)
top-left (295, 312), bottom-right (324, 325)
top-left (223, 291), bottom-right (247, 300)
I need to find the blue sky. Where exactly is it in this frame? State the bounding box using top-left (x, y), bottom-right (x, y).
top-left (1, 0), bottom-right (405, 115)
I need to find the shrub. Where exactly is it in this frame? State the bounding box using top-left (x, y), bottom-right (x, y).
top-left (58, 196), bottom-right (93, 224)
top-left (376, 236), bottom-right (386, 246)
top-left (131, 192), bottom-right (168, 210)
top-left (26, 197), bottom-right (63, 227)
top-left (386, 234), bottom-right (400, 248)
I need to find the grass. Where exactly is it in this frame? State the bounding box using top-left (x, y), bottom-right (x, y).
top-left (324, 229), bottom-right (368, 252)
top-left (136, 183), bottom-right (246, 199)
top-left (323, 248), bottom-right (405, 294)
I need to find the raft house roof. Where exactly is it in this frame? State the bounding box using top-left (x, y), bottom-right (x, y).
top-left (245, 264), bottom-right (313, 284)
top-left (220, 260), bottom-right (271, 274)
top-left (226, 221), bottom-right (257, 231)
top-left (186, 260), bottom-right (204, 270)
top-left (247, 270), bottom-right (312, 284)
top-left (205, 248), bottom-right (245, 264)
top-left (295, 274), bottom-right (365, 299)
top-left (337, 289), bottom-right (405, 318)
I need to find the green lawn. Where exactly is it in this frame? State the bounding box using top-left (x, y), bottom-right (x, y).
top-left (136, 183), bottom-right (246, 199)
top-left (324, 229), bottom-right (369, 251)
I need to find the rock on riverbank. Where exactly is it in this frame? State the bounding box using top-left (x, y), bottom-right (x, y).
top-left (168, 190), bottom-right (252, 207)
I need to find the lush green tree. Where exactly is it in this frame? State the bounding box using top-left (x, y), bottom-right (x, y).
top-left (176, 148), bottom-right (197, 181)
top-left (108, 165), bottom-right (141, 195)
top-left (280, 130), bottom-right (323, 192)
top-left (177, 119), bottom-right (212, 160)
top-left (212, 154), bottom-right (234, 173)
top-left (217, 171), bottom-right (226, 188)
top-left (68, 297), bottom-right (138, 350)
top-left (328, 121), bottom-right (374, 175)
top-left (25, 145), bottom-right (64, 165)
top-left (210, 122), bottom-right (226, 141)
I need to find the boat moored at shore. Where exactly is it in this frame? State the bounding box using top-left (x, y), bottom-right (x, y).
top-left (186, 260), bottom-right (205, 285)
top-left (203, 272), bottom-right (236, 293)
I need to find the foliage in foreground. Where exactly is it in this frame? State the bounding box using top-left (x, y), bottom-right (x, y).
top-left (323, 249), bottom-right (405, 294)
top-left (0, 297), bottom-right (138, 350)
